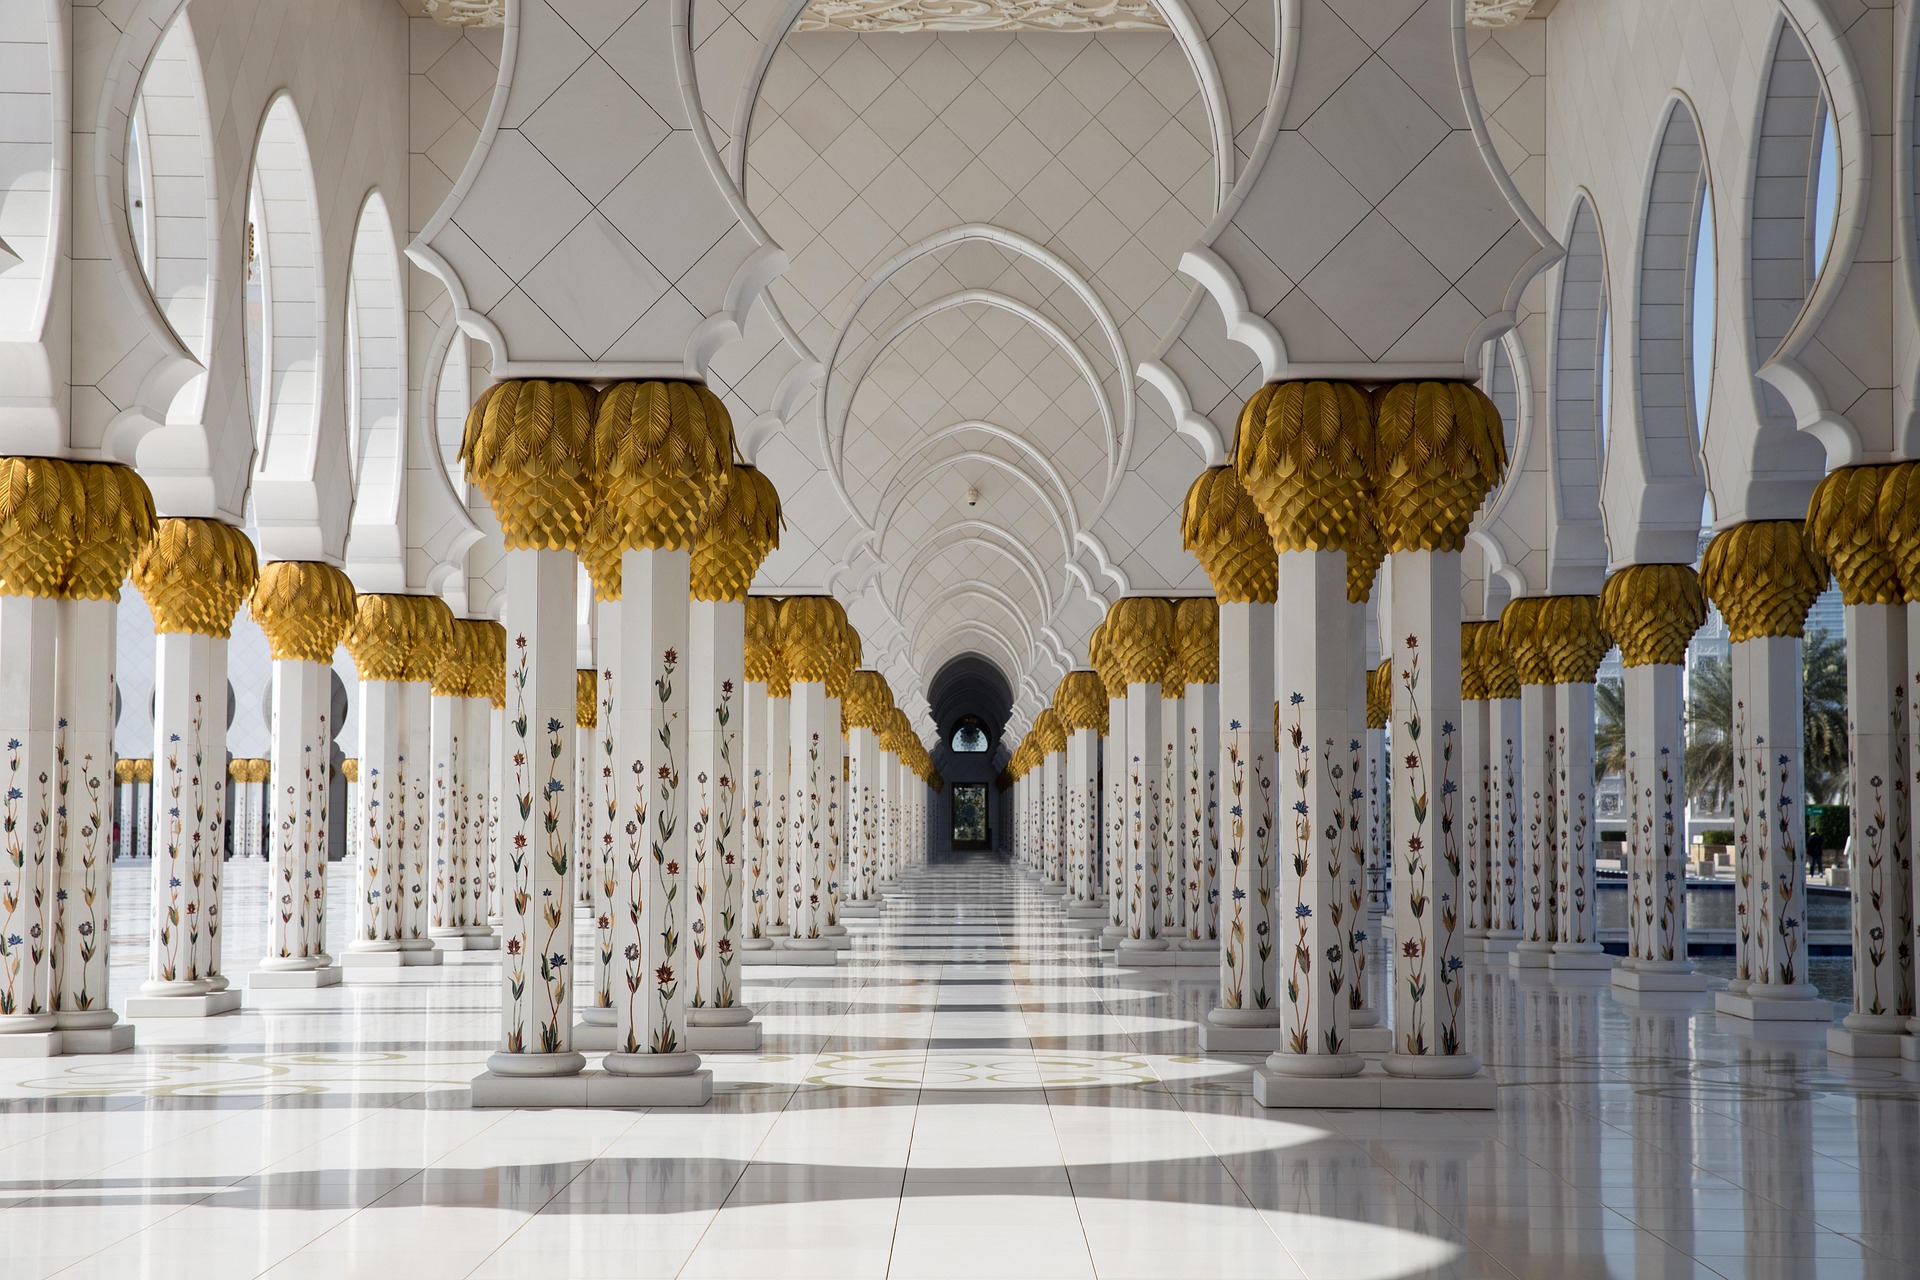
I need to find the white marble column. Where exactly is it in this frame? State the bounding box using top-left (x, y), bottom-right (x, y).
top-left (1458, 629), bottom-right (1491, 952)
top-left (1204, 601), bottom-right (1276, 1046)
top-left (129, 517), bottom-right (256, 1017)
top-left (1102, 689), bottom-right (1128, 945)
top-left (1158, 679), bottom-right (1184, 936)
top-left (249, 561), bottom-right (354, 991)
top-left (0, 593), bottom-right (61, 1045)
top-left (742, 676), bottom-right (772, 947)
top-left (1112, 597), bottom-right (1174, 957)
top-left (1482, 629), bottom-right (1523, 953)
top-left (1260, 550), bottom-right (1364, 1084)
top-left (1615, 662), bottom-right (1701, 991)
top-left (1176, 597), bottom-right (1220, 952)
top-left (765, 685), bottom-right (791, 940)
top-left (687, 595), bottom-right (756, 1048)
top-left (485, 548), bottom-right (586, 1080)
top-left (1504, 600), bottom-right (1557, 970)
top-left (1702, 521), bottom-right (1829, 1023)
top-left (1551, 676), bottom-right (1607, 969)
top-left (51, 595), bottom-right (135, 1046)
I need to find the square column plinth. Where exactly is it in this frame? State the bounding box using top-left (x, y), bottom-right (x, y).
top-left (470, 1068), bottom-right (713, 1108)
top-left (1253, 1060), bottom-right (1497, 1109)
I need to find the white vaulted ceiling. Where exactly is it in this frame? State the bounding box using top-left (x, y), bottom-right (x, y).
top-left (722, 24), bottom-right (1233, 726)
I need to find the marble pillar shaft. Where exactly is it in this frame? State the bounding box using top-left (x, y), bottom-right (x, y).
top-left (54, 598), bottom-right (122, 1020)
top-left (1343, 603), bottom-right (1374, 1010)
top-left (493, 548), bottom-right (581, 1070)
top-left (1272, 551), bottom-right (1360, 1067)
top-left (0, 595), bottom-right (59, 1028)
top-left (743, 679), bottom-right (771, 941)
top-left (1517, 682), bottom-right (1557, 951)
top-left (607, 547), bottom-right (693, 1067)
top-left (431, 692), bottom-right (468, 934)
top-left (353, 681), bottom-right (406, 949)
top-left (1067, 727), bottom-right (1098, 902)
top-left (688, 598), bottom-right (743, 1011)
top-left (848, 726), bottom-right (878, 903)
top-left (1623, 663), bottom-right (1691, 969)
top-left (1104, 697), bottom-right (1128, 937)
top-left (398, 682), bottom-right (432, 946)
top-left (790, 682), bottom-right (832, 941)
top-left (1553, 681), bottom-right (1599, 951)
top-left (765, 694), bottom-right (790, 934)
top-left (1735, 635), bottom-right (1814, 996)
top-left (823, 697), bottom-right (843, 929)
top-left (1160, 691), bottom-right (1183, 932)
top-left (1043, 750), bottom-right (1063, 883)
top-left (1487, 697), bottom-right (1522, 938)
top-left (1459, 696), bottom-right (1489, 939)
top-left (1383, 549), bottom-right (1474, 1072)
top-left (1124, 684), bottom-right (1165, 944)
top-left (145, 631), bottom-right (230, 995)
top-left (1841, 605), bottom-right (1909, 1026)
top-left (1215, 600), bottom-right (1275, 1018)
top-left (1183, 680), bottom-right (1219, 943)
top-left (264, 657), bottom-right (333, 967)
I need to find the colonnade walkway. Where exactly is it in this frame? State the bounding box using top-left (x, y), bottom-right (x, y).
top-left (0, 854), bottom-right (1916, 1279)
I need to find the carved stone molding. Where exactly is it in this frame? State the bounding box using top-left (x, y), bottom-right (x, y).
top-left (796, 0), bottom-right (1167, 33)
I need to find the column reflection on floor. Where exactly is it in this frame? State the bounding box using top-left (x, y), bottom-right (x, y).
top-left (0, 853), bottom-right (1914, 1280)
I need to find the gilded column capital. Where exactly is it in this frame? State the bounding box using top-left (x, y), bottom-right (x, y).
top-left (1055, 670), bottom-right (1109, 734)
top-left (341, 757), bottom-right (360, 784)
top-left (1535, 595), bottom-right (1610, 684)
top-left (1372, 381), bottom-right (1506, 552)
top-left (1232, 380), bottom-right (1376, 554)
top-left (777, 595), bottom-right (848, 686)
top-left (576, 669), bottom-right (598, 728)
top-left (745, 596), bottom-right (789, 696)
top-left (130, 517), bottom-right (259, 638)
top-left (827, 622), bottom-right (861, 700)
top-left (251, 561), bottom-right (357, 664)
top-left (1498, 598), bottom-right (1557, 685)
top-left (1346, 519), bottom-right (1384, 604)
top-left (1459, 623), bottom-right (1488, 701)
top-left (1599, 565), bottom-right (1707, 667)
top-left (346, 593), bottom-right (452, 683)
top-left (1876, 461), bottom-right (1920, 600)
top-left (431, 618), bottom-right (484, 697)
top-left (692, 464), bottom-right (782, 602)
top-left (460, 379), bottom-right (596, 551)
top-left (1174, 596), bottom-right (1219, 685)
top-left (0, 456), bottom-right (83, 599)
top-left (1471, 621), bottom-right (1520, 699)
top-left (1033, 709), bottom-right (1067, 756)
top-left (1106, 596), bottom-right (1174, 686)
top-left (591, 380), bottom-right (734, 554)
top-left (1700, 520), bottom-right (1829, 641)
top-left (68, 462), bottom-right (157, 600)
top-left (1088, 620), bottom-right (1124, 704)
top-left (1180, 466), bottom-right (1277, 603)
top-left (1365, 661), bottom-right (1390, 730)
top-left (472, 620), bottom-right (507, 709)
top-left (844, 670), bottom-right (893, 730)
top-left (1808, 465), bottom-right (1902, 605)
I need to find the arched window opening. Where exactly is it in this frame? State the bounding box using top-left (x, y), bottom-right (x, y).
top-left (247, 96), bottom-right (323, 467)
top-left (951, 715), bottom-right (990, 754)
top-left (1812, 103), bottom-right (1839, 276)
top-left (1596, 292), bottom-right (1612, 464)
top-left (126, 113), bottom-right (155, 279)
top-left (1688, 177), bottom-right (1716, 449)
top-left (244, 181), bottom-right (266, 435)
top-left (1551, 196), bottom-right (1607, 531)
top-left (436, 330), bottom-right (471, 503)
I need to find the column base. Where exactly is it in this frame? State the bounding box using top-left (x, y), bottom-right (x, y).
top-left (1549, 943), bottom-right (1611, 970)
top-left (58, 1023), bottom-right (135, 1054)
top-left (470, 1067), bottom-right (712, 1108)
top-left (1610, 966), bottom-right (1706, 992)
top-left (1482, 932), bottom-right (1519, 955)
top-left (430, 934), bottom-right (498, 951)
top-left (1714, 990), bottom-right (1833, 1022)
top-left (1066, 901), bottom-right (1108, 920)
top-left (1254, 1060), bottom-right (1495, 1109)
top-left (0, 1031), bottom-right (63, 1057)
top-left (341, 949), bottom-right (443, 968)
top-left (1113, 944), bottom-right (1215, 967)
top-left (125, 991), bottom-right (243, 1018)
top-left (837, 901), bottom-right (881, 918)
top-left (249, 966), bottom-right (343, 990)
top-left (1903, 1035), bottom-right (1920, 1061)
top-left (687, 1021), bottom-right (763, 1053)
top-left (1507, 945), bottom-right (1553, 970)
top-left (1828, 1027), bottom-right (1908, 1058)
top-left (739, 936), bottom-right (774, 952)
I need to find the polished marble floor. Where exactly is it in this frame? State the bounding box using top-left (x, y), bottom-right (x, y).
top-left (2, 853), bottom-right (1918, 1279)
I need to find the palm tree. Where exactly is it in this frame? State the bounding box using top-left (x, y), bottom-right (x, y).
top-left (1802, 627), bottom-right (1848, 804)
top-left (1686, 655), bottom-right (1732, 813)
top-left (1594, 677), bottom-right (1624, 782)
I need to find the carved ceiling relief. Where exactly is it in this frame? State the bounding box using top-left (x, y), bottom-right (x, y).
top-left (796, 0), bottom-right (1167, 33)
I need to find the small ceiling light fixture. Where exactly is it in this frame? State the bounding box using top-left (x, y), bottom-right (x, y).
top-left (965, 486), bottom-right (979, 508)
